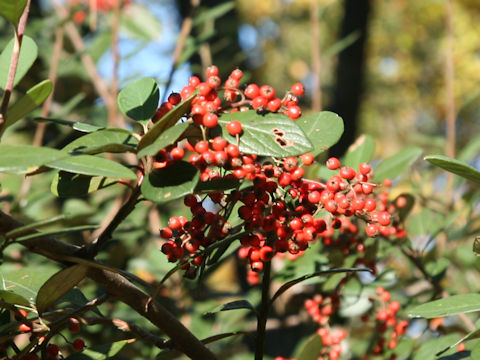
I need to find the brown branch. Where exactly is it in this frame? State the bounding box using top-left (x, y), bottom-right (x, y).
top-left (0, 0), bottom-right (32, 136)
top-left (310, 0), bottom-right (322, 112)
top-left (52, 1), bottom-right (115, 116)
top-left (0, 209), bottom-right (217, 360)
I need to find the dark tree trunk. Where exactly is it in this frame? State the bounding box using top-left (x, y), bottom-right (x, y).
top-left (328, 0), bottom-right (371, 158)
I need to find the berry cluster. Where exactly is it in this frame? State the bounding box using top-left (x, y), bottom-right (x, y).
top-left (2, 310), bottom-right (85, 360)
top-left (361, 287), bottom-right (408, 358)
top-left (154, 67), bottom-right (408, 280)
top-left (69, 0), bottom-right (131, 24)
top-left (305, 295), bottom-right (345, 360)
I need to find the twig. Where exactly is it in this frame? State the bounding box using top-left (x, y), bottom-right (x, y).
top-left (162, 0), bottom-right (199, 102)
top-left (0, 0), bottom-right (32, 136)
top-left (310, 0), bottom-right (322, 111)
top-left (52, 1), bottom-right (115, 116)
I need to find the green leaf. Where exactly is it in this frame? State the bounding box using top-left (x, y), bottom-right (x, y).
top-left (472, 342), bottom-right (480, 359)
top-left (270, 268), bottom-right (371, 304)
top-left (0, 290), bottom-right (30, 307)
top-left (0, 0), bottom-right (27, 26)
top-left (65, 340), bottom-right (129, 360)
top-left (62, 128), bottom-right (137, 155)
top-left (0, 265), bottom-right (58, 303)
top-left (413, 334), bottom-right (460, 360)
top-left (436, 328), bottom-right (480, 356)
top-left (0, 145), bottom-right (66, 173)
top-left (204, 300), bottom-right (255, 317)
top-left (51, 171), bottom-right (117, 198)
top-left (408, 294), bottom-right (480, 319)
top-left (73, 123), bottom-right (105, 133)
top-left (193, 2), bottom-right (235, 26)
top-left (137, 122), bottom-right (189, 158)
top-left (6, 214), bottom-right (67, 239)
top-left (120, 4), bottom-right (161, 40)
top-left (137, 94), bottom-right (195, 153)
top-left (296, 111), bottom-right (344, 156)
top-left (0, 35), bottom-right (37, 88)
top-left (473, 237), bottom-right (480, 256)
top-left (343, 134), bottom-right (375, 169)
top-left (373, 146), bottom-right (422, 182)
top-left (16, 225), bottom-right (98, 242)
top-left (46, 155), bottom-right (137, 179)
top-left (425, 155), bottom-right (480, 185)
top-left (141, 161), bottom-right (199, 203)
top-left (117, 77), bottom-right (159, 122)
top-left (218, 110), bottom-right (313, 157)
top-left (295, 334), bottom-right (323, 360)
top-left (36, 265), bottom-right (88, 314)
top-left (1, 80), bottom-right (52, 135)
top-left (394, 193), bottom-right (415, 222)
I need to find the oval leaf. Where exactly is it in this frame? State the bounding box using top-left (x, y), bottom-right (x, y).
top-left (296, 111), bottom-right (344, 156)
top-left (344, 134), bottom-right (375, 169)
top-left (51, 171), bottom-right (117, 198)
top-left (1, 80), bottom-right (53, 135)
top-left (296, 334), bottom-right (323, 360)
top-left (137, 122), bottom-right (189, 158)
top-left (73, 122), bottom-right (105, 133)
top-left (0, 290), bottom-right (30, 307)
top-left (0, 145), bottom-right (65, 173)
top-left (0, 35), bottom-right (37, 88)
top-left (425, 155), bottom-right (480, 185)
top-left (218, 110), bottom-right (313, 157)
top-left (46, 155), bottom-right (137, 179)
top-left (65, 340), bottom-right (130, 360)
top-left (138, 94), bottom-right (196, 152)
top-left (62, 128), bottom-right (138, 155)
top-left (36, 265), bottom-right (88, 314)
top-left (117, 77), bottom-right (159, 121)
top-left (408, 294), bottom-right (480, 319)
top-left (141, 161), bottom-right (199, 203)
top-left (373, 146), bottom-right (423, 182)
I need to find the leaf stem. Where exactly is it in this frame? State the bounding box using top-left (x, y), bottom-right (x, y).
top-left (0, 0), bottom-right (31, 138)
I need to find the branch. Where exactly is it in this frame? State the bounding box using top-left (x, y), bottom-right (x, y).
top-left (0, 210), bottom-right (217, 360)
top-left (0, 0), bottom-right (32, 136)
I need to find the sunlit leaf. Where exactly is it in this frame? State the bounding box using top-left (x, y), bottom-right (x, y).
top-left (409, 294), bottom-right (480, 319)
top-left (218, 110), bottom-right (313, 157)
top-left (0, 0), bottom-right (27, 26)
top-left (373, 146), bottom-right (422, 181)
top-left (425, 155), bottom-right (480, 185)
top-left (117, 77), bottom-right (159, 122)
top-left (296, 111), bottom-right (344, 156)
top-left (0, 35), bottom-right (37, 88)
top-left (343, 134), bottom-right (375, 169)
top-left (137, 122), bottom-right (189, 158)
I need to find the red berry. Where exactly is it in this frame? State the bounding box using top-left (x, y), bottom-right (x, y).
top-left (170, 147), bottom-right (185, 160)
top-left (19, 323), bottom-right (32, 332)
top-left (300, 153), bottom-right (314, 166)
top-left (359, 162), bottom-right (371, 175)
top-left (326, 157), bottom-right (340, 170)
top-left (251, 96), bottom-right (267, 110)
top-left (230, 69), bottom-right (243, 80)
top-left (339, 166), bottom-right (356, 180)
top-left (47, 344), bottom-right (60, 357)
top-left (73, 338), bottom-right (85, 352)
top-left (195, 140), bottom-right (210, 154)
top-left (267, 98), bottom-right (282, 112)
top-left (244, 84), bottom-right (259, 99)
top-left (168, 92), bottom-right (182, 105)
top-left (206, 65), bottom-right (219, 77)
top-left (259, 85), bottom-right (275, 100)
top-left (286, 105), bottom-right (301, 120)
top-left (202, 113), bottom-right (218, 128)
top-left (376, 309), bottom-right (388, 321)
top-left (226, 120), bottom-right (242, 136)
top-left (290, 82), bottom-right (305, 96)
top-left (68, 318), bottom-right (81, 333)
